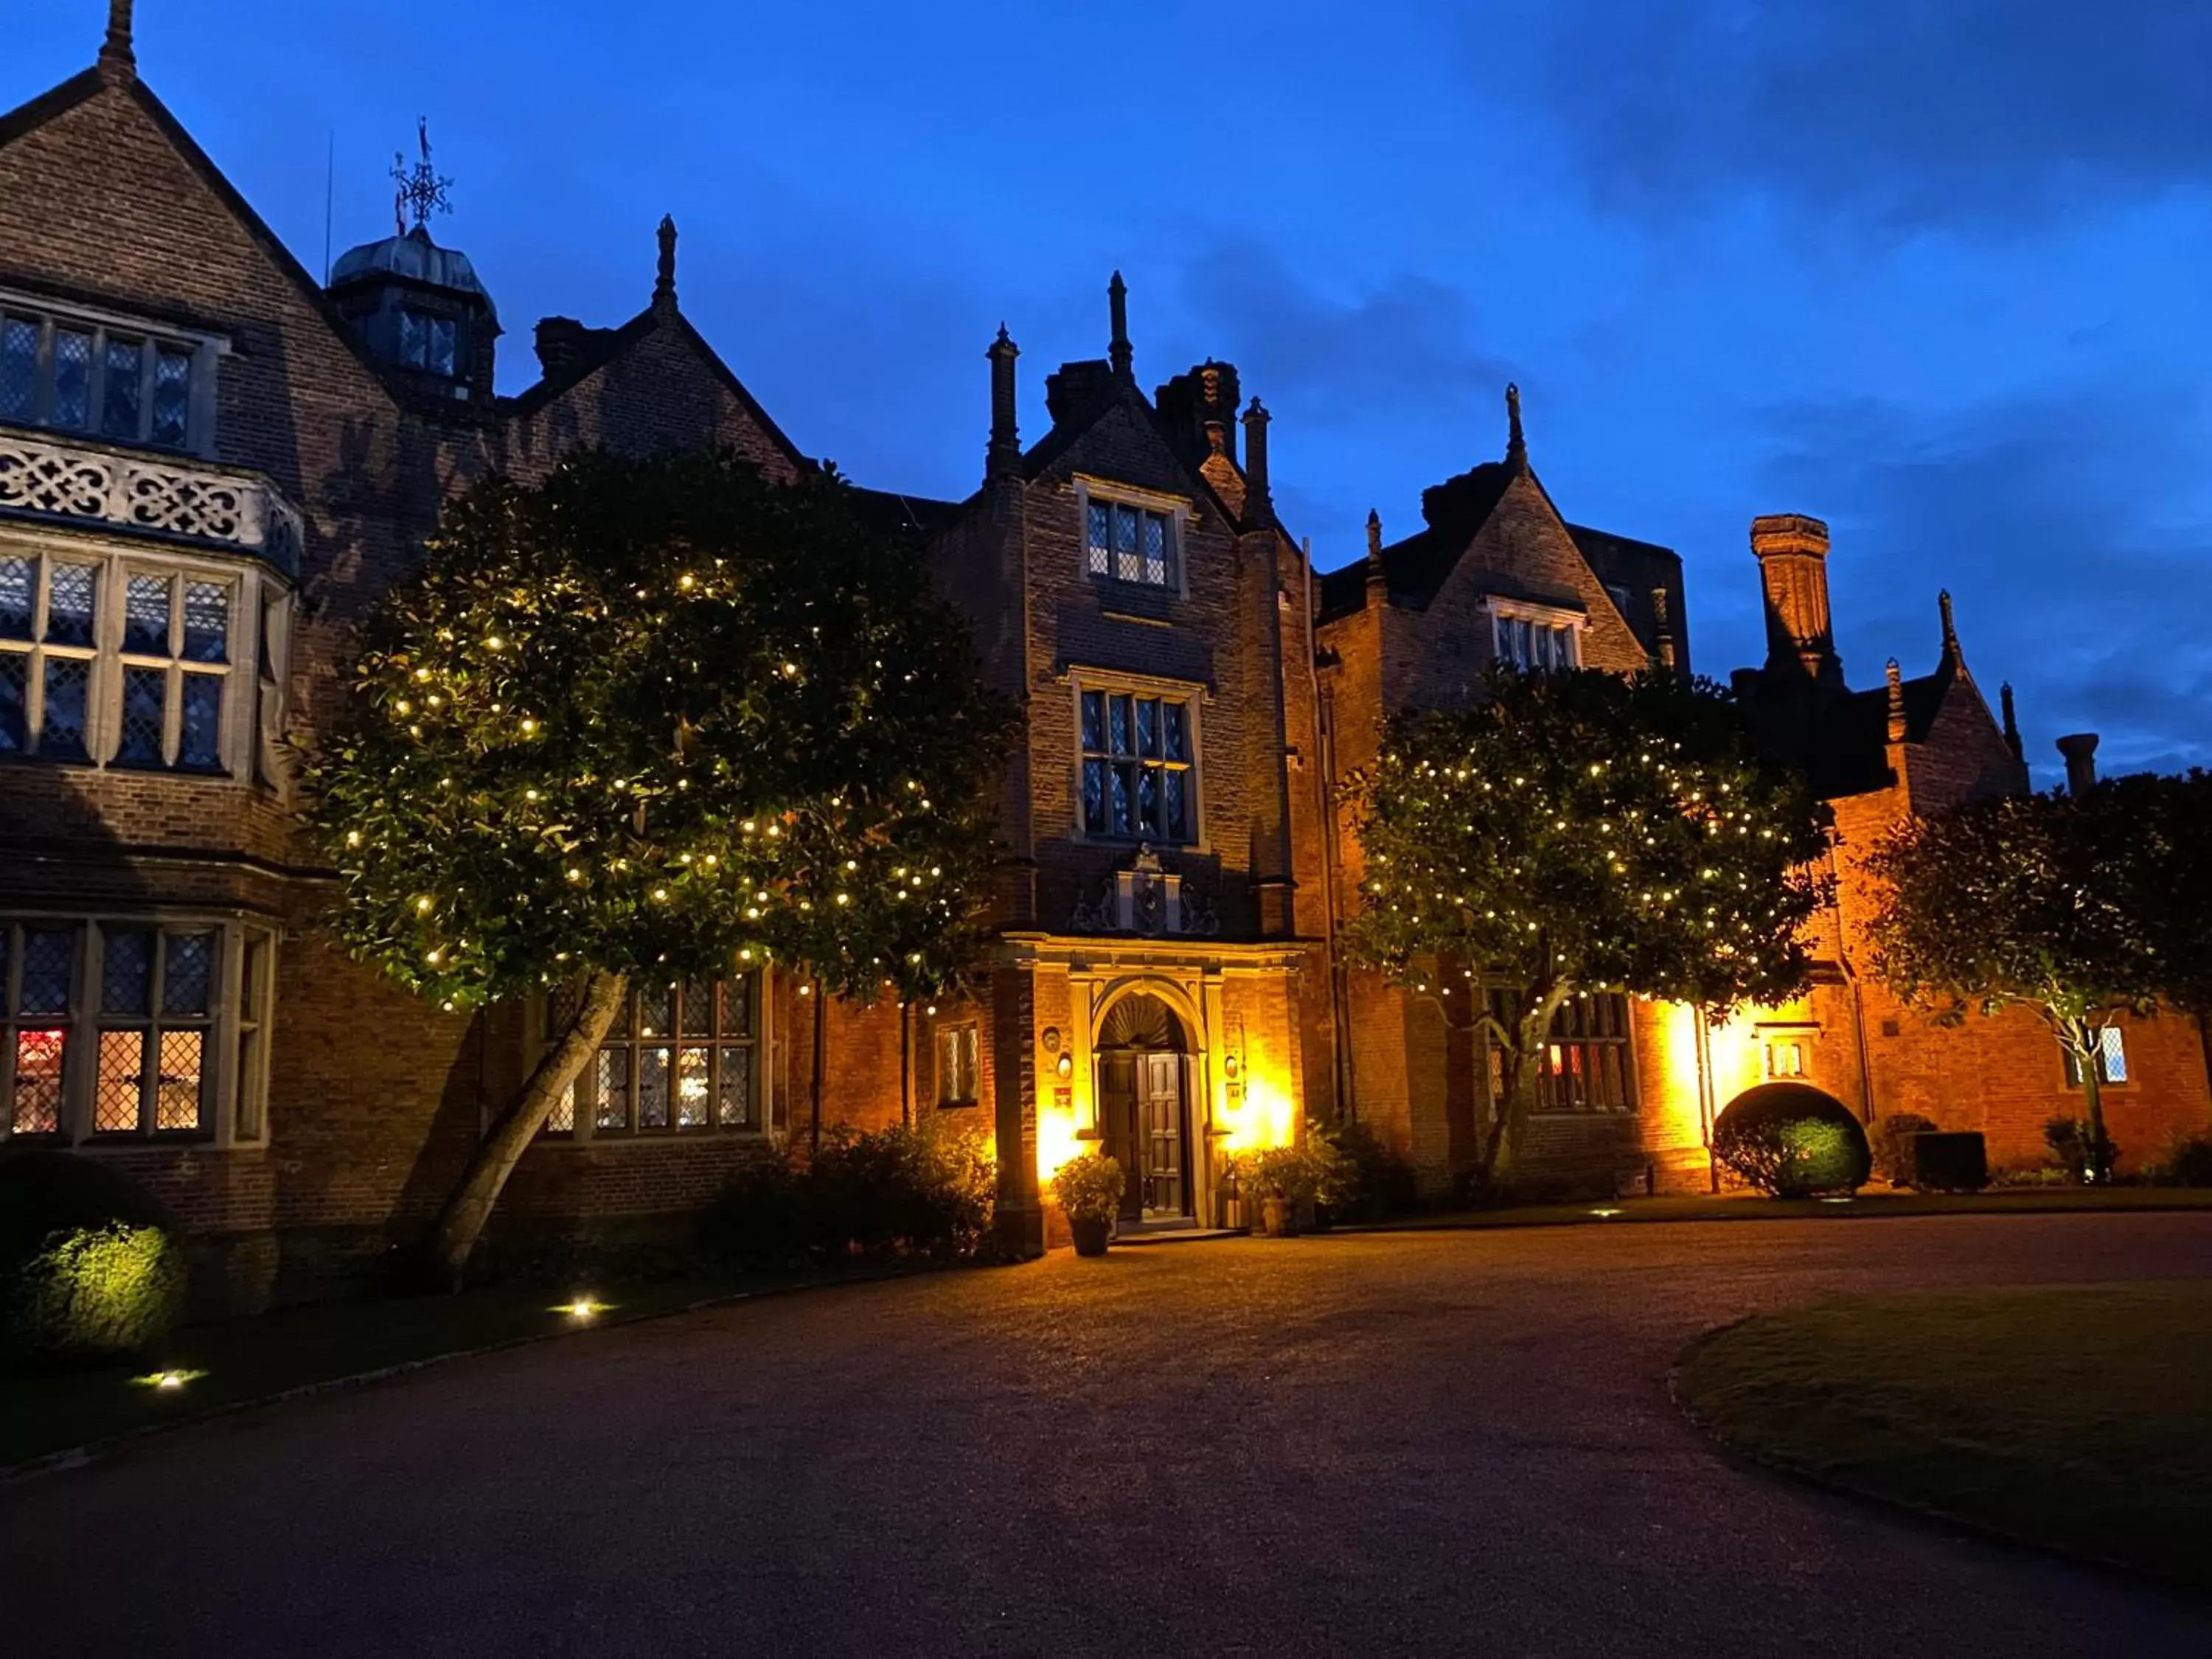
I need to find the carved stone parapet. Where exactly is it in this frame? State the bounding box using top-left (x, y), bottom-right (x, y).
top-left (0, 428), bottom-right (303, 574)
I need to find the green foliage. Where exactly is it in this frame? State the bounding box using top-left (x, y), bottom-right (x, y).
top-left (1908, 1132), bottom-right (1989, 1194)
top-left (2093, 768), bottom-right (2212, 1020)
top-left (1343, 669), bottom-right (1827, 1012)
top-left (1228, 1127), bottom-right (1354, 1210)
top-left (305, 447), bottom-right (1015, 1014)
top-left (699, 1119), bottom-right (995, 1265)
top-left (1868, 788), bottom-right (2160, 1063)
top-left (2045, 1116), bottom-right (2121, 1186)
top-left (1050, 1152), bottom-right (1127, 1225)
top-left (2152, 1133), bottom-right (2212, 1189)
top-left (1341, 668), bottom-right (1827, 1179)
top-left (0, 1152), bottom-right (187, 1366)
top-left (1321, 1118), bottom-right (1419, 1220)
top-left (1871, 1112), bottom-right (1941, 1186)
top-left (1712, 1083), bottom-right (1871, 1197)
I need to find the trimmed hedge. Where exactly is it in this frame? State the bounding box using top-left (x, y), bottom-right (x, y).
top-left (1714, 1083), bottom-right (1872, 1198)
top-left (0, 1149), bottom-right (187, 1366)
top-left (699, 1121), bottom-right (995, 1266)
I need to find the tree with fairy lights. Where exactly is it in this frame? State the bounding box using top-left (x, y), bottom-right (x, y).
top-left (307, 447), bottom-right (1013, 1277)
top-left (1340, 668), bottom-right (1829, 1189)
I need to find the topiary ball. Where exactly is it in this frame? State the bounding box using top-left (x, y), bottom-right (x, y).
top-left (1713, 1083), bottom-right (1873, 1198)
top-left (0, 1150), bottom-right (188, 1366)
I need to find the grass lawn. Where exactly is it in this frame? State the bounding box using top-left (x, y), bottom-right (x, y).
top-left (1349, 1185), bottom-right (2212, 1235)
top-left (1675, 1282), bottom-right (2212, 1591)
top-left (1, 1267), bottom-right (849, 1472)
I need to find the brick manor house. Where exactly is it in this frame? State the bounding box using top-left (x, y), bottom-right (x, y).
top-left (4, 18), bottom-right (2207, 1302)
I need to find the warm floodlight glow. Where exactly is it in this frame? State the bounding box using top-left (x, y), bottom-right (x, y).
top-left (556, 1297), bottom-right (610, 1320)
top-left (134, 1368), bottom-right (205, 1391)
top-left (1589, 1207), bottom-right (1621, 1219)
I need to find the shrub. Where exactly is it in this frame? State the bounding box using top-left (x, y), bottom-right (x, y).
top-left (1050, 1152), bottom-right (1126, 1225)
top-left (0, 1150), bottom-right (187, 1366)
top-left (1909, 1131), bottom-right (1989, 1193)
top-left (1871, 1113), bottom-right (1941, 1187)
top-left (700, 1120), bottom-right (996, 1266)
top-left (2045, 1116), bottom-right (2121, 1184)
top-left (1227, 1127), bottom-right (1354, 1211)
top-left (2151, 1132), bottom-right (2212, 1189)
top-left (1321, 1119), bottom-right (1418, 1220)
top-left (1712, 1084), bottom-right (1872, 1198)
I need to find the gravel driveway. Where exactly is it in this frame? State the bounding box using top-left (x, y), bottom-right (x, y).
top-left (7, 1214), bottom-right (2211, 1657)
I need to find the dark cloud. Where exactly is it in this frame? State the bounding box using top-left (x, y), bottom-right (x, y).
top-left (1509, 1), bottom-right (2212, 229)
top-left (1746, 379), bottom-right (2212, 779)
top-left (1175, 243), bottom-right (1513, 420)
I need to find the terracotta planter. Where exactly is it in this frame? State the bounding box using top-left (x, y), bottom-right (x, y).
top-left (1070, 1215), bottom-right (1113, 1257)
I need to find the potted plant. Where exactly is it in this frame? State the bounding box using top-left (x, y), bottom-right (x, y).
top-left (1232, 1146), bottom-right (1319, 1237)
top-left (1051, 1152), bottom-right (1126, 1257)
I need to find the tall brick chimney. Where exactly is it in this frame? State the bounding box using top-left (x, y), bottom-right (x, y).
top-left (1240, 397), bottom-right (1273, 532)
top-left (2057, 732), bottom-right (2099, 796)
top-left (1750, 513), bottom-right (1843, 689)
top-left (986, 325), bottom-right (1020, 481)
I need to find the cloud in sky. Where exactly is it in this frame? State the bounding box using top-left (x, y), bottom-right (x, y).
top-left (1505, 0), bottom-right (2212, 231)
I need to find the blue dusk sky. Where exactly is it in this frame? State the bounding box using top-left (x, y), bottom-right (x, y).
top-left (13, 2), bottom-right (2212, 780)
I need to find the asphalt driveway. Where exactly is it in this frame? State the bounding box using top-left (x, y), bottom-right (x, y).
top-left (7, 1214), bottom-right (2211, 1658)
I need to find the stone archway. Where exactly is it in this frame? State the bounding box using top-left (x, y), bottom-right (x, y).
top-left (1094, 992), bottom-right (1195, 1222)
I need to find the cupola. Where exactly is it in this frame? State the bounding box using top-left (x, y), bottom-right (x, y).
top-left (326, 122), bottom-right (499, 404)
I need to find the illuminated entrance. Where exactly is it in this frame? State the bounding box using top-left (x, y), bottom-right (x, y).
top-left (1094, 992), bottom-right (1194, 1222)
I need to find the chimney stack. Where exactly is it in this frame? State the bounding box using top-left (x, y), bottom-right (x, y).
top-left (1651, 585), bottom-right (1677, 672)
top-left (1107, 271), bottom-right (1132, 381)
top-left (1750, 513), bottom-right (1843, 689)
top-left (533, 317), bottom-right (590, 378)
top-left (986, 325), bottom-right (1020, 480)
top-left (1240, 397), bottom-right (1273, 530)
top-left (2056, 732), bottom-right (2100, 796)
top-left (1885, 658), bottom-right (1907, 744)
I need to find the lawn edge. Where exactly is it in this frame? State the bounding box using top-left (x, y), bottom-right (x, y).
top-left (1666, 1314), bottom-right (2212, 1604)
top-left (1, 1261), bottom-right (950, 1485)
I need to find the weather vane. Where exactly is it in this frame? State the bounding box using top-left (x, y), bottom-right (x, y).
top-left (390, 117), bottom-right (453, 235)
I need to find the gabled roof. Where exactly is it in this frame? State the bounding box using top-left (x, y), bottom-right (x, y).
top-left (1316, 459), bottom-right (1576, 625)
top-left (0, 69), bottom-right (403, 402)
top-left (498, 305), bottom-right (810, 474)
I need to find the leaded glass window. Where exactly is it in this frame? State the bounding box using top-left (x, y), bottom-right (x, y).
top-left (2064, 1026), bottom-right (2129, 1088)
top-left (399, 309), bottom-right (459, 378)
top-left (4, 926), bottom-right (75, 1135)
top-left (1483, 990), bottom-right (1633, 1113)
top-left (114, 568), bottom-right (231, 771)
top-left (92, 925), bottom-right (215, 1135)
top-left (0, 555), bottom-right (101, 760)
top-left (0, 304), bottom-right (205, 448)
top-left (937, 1023), bottom-right (979, 1106)
top-left (1492, 610), bottom-right (1580, 674)
top-left (550, 973), bottom-right (762, 1138)
top-left (1079, 687), bottom-right (1196, 842)
top-left (1083, 497), bottom-right (1176, 588)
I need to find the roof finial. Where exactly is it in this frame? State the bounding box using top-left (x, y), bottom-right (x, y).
top-left (1505, 382), bottom-right (1526, 467)
top-left (2000, 681), bottom-right (2023, 761)
top-left (1938, 588), bottom-right (1960, 662)
top-left (654, 215), bottom-right (678, 312)
top-left (99, 0), bottom-right (136, 81)
top-left (1107, 271), bottom-right (1132, 380)
top-left (1366, 509), bottom-right (1383, 562)
top-left (390, 119), bottom-right (452, 236)
top-left (1885, 658), bottom-right (1907, 744)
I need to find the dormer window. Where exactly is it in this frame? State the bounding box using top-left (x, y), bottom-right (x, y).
top-left (1488, 599), bottom-right (1584, 674)
top-left (398, 308), bottom-right (459, 377)
top-left (1079, 481), bottom-right (1183, 591)
top-left (0, 301), bottom-right (209, 452)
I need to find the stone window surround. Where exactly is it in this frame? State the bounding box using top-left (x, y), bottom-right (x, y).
top-left (1484, 597), bottom-right (1586, 673)
top-left (0, 286), bottom-right (228, 460)
top-left (1073, 476), bottom-right (1191, 599)
top-left (0, 530), bottom-right (293, 785)
top-left (1063, 664), bottom-right (1209, 853)
top-left (935, 1019), bottom-right (980, 1107)
top-left (529, 969), bottom-right (773, 1144)
top-left (0, 911), bottom-right (276, 1150)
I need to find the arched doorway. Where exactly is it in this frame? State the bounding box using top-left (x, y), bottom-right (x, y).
top-left (1095, 992), bottom-right (1194, 1222)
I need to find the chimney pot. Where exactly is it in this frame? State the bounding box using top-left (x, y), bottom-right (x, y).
top-left (2056, 731), bottom-right (2100, 796)
top-left (533, 316), bottom-right (588, 378)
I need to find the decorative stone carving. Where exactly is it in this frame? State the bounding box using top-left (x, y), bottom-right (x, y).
top-left (0, 430), bottom-right (304, 574)
top-left (1068, 844), bottom-right (1220, 937)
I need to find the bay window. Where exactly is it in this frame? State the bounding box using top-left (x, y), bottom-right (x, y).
top-left (1, 917), bottom-right (274, 1144)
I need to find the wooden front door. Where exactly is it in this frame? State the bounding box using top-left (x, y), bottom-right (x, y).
top-left (1098, 1054), bottom-right (1144, 1221)
top-left (1138, 1051), bottom-right (1189, 1217)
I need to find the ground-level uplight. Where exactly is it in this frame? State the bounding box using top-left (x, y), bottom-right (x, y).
top-left (134, 1368), bottom-right (205, 1392)
top-left (1589, 1208), bottom-right (1621, 1219)
top-left (555, 1297), bottom-right (611, 1321)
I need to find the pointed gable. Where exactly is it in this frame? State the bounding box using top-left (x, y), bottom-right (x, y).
top-left (498, 306), bottom-right (807, 484)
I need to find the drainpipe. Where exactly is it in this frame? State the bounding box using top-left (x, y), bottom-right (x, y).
top-left (1694, 1006), bottom-right (1717, 1192)
top-left (1827, 830), bottom-right (1879, 1127)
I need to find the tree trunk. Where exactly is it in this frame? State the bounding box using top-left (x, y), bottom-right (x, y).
top-left (428, 968), bottom-right (628, 1282)
top-left (1477, 986), bottom-right (1573, 1189)
top-left (2081, 1047), bottom-right (2110, 1182)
